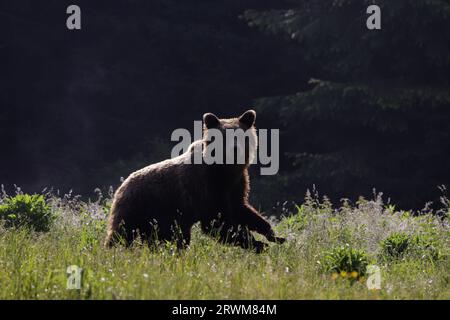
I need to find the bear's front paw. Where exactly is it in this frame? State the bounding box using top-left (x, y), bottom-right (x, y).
top-left (266, 234), bottom-right (286, 244)
top-left (274, 236), bottom-right (286, 244)
top-left (253, 241), bottom-right (268, 253)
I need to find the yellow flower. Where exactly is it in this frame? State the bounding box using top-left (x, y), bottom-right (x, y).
top-left (340, 271), bottom-right (347, 277)
top-left (351, 271), bottom-right (358, 278)
top-left (331, 273), bottom-right (339, 280)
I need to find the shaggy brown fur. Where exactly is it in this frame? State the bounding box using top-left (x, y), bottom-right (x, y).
top-left (105, 110), bottom-right (285, 252)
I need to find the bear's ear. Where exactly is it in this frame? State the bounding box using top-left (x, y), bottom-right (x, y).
top-left (239, 109), bottom-right (256, 127)
top-left (203, 113), bottom-right (220, 129)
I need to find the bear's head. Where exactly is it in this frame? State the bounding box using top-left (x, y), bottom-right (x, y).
top-left (202, 110), bottom-right (257, 166)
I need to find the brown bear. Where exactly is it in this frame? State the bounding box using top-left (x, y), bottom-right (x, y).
top-left (105, 110), bottom-right (285, 252)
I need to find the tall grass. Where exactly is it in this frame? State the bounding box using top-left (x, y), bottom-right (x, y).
top-left (0, 187), bottom-right (448, 299)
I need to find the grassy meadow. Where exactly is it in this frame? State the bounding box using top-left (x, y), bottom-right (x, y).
top-left (0, 188), bottom-right (448, 300)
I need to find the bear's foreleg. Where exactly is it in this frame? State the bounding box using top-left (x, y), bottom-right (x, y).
top-left (238, 204), bottom-right (286, 244)
top-left (201, 220), bottom-right (267, 253)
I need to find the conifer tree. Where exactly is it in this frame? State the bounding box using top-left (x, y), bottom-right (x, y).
top-left (245, 0), bottom-right (450, 207)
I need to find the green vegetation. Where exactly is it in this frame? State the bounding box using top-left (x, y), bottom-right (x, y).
top-left (0, 194), bottom-right (54, 232)
top-left (0, 191), bottom-right (448, 299)
top-left (380, 232), bottom-right (443, 262)
top-left (320, 246), bottom-right (369, 277)
top-left (380, 232), bottom-right (411, 260)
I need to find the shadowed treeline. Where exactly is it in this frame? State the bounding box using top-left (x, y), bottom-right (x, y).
top-left (1, 0), bottom-right (449, 210)
top-left (0, 0), bottom-right (308, 197)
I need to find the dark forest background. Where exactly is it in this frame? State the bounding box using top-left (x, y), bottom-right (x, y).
top-left (1, 0), bottom-right (449, 211)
